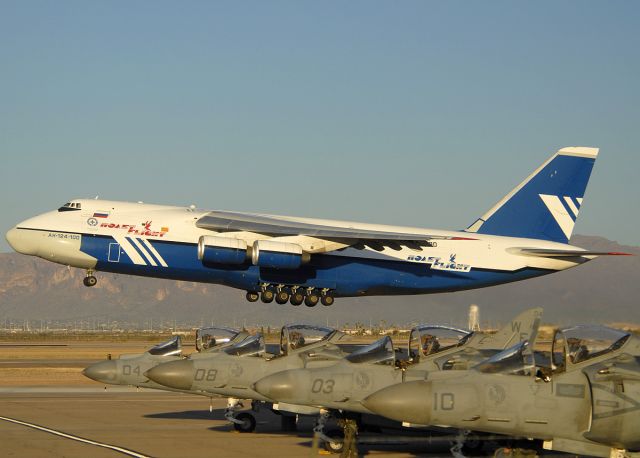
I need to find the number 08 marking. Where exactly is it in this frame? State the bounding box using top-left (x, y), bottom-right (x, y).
top-left (194, 369), bottom-right (218, 381)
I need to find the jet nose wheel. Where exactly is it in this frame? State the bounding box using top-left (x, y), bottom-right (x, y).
top-left (275, 291), bottom-right (290, 305)
top-left (83, 276), bottom-right (97, 287)
top-left (246, 292), bottom-right (259, 302)
top-left (233, 412), bottom-right (257, 433)
top-left (260, 290), bottom-right (274, 303)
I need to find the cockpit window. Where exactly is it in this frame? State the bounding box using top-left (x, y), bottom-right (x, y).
top-left (558, 325), bottom-right (630, 365)
top-left (58, 201), bottom-right (82, 212)
top-left (409, 325), bottom-right (471, 361)
top-left (280, 324), bottom-right (335, 356)
top-left (148, 336), bottom-right (182, 356)
top-left (224, 334), bottom-right (264, 357)
top-left (474, 340), bottom-right (535, 375)
top-left (346, 336), bottom-right (395, 366)
top-left (196, 327), bottom-right (241, 352)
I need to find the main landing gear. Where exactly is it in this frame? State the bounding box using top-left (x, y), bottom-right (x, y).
top-left (245, 285), bottom-right (336, 307)
top-left (83, 270), bottom-right (97, 287)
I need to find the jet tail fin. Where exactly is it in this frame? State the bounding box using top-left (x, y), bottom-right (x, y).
top-left (465, 147), bottom-right (598, 243)
top-left (473, 307), bottom-right (543, 351)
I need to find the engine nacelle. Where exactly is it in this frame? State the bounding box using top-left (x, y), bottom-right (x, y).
top-left (198, 236), bottom-right (247, 265)
top-left (252, 240), bottom-right (309, 269)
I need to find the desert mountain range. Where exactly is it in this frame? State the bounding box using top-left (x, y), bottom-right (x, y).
top-left (1, 235), bottom-right (638, 328)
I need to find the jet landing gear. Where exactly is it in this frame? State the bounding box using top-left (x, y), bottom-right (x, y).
top-left (224, 398), bottom-right (256, 433)
top-left (83, 270), bottom-right (97, 287)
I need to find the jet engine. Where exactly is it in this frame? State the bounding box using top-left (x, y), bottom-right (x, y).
top-left (251, 240), bottom-right (310, 269)
top-left (198, 236), bottom-right (248, 265)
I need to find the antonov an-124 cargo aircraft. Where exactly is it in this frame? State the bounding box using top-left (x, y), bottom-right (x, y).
top-left (6, 147), bottom-right (629, 306)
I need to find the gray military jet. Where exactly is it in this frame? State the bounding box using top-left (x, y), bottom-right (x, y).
top-left (145, 324), bottom-right (352, 432)
top-left (252, 308), bottom-right (540, 445)
top-left (82, 327), bottom-right (248, 391)
top-left (363, 324), bottom-right (640, 457)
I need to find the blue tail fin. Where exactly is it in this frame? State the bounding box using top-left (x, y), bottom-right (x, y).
top-left (465, 147), bottom-right (598, 243)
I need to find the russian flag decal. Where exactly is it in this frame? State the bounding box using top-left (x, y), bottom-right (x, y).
top-left (93, 212), bottom-right (109, 218)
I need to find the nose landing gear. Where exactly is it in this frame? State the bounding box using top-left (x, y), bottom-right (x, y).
top-left (83, 270), bottom-right (97, 287)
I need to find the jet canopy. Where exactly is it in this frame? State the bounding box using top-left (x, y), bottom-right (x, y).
top-left (345, 335), bottom-right (395, 366)
top-left (408, 325), bottom-right (471, 361)
top-left (148, 336), bottom-right (182, 356)
top-left (223, 333), bottom-right (265, 357)
top-left (474, 340), bottom-right (535, 375)
top-left (552, 325), bottom-right (631, 369)
top-left (280, 324), bottom-right (336, 355)
top-left (196, 327), bottom-right (242, 352)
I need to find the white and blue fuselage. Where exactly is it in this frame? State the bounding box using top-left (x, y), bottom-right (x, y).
top-left (6, 199), bottom-right (588, 297)
top-left (7, 147), bottom-right (622, 304)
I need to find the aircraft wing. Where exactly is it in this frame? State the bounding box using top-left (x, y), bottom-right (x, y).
top-left (513, 248), bottom-right (632, 257)
top-left (196, 211), bottom-right (474, 242)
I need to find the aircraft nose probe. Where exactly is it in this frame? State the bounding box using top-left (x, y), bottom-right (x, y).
top-left (82, 360), bottom-right (118, 383)
top-left (145, 360), bottom-right (195, 391)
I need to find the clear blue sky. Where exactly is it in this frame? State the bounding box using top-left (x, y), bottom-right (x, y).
top-left (1, 1), bottom-right (639, 252)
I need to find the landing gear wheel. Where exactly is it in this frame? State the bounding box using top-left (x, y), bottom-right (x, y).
top-left (233, 412), bottom-right (256, 433)
top-left (321, 295), bottom-right (334, 306)
top-left (305, 293), bottom-right (319, 307)
top-left (290, 292), bottom-right (304, 306)
top-left (323, 428), bottom-right (345, 454)
top-left (246, 292), bottom-right (259, 302)
top-left (260, 290), bottom-right (274, 303)
top-left (83, 276), bottom-right (97, 287)
top-left (275, 291), bottom-right (290, 305)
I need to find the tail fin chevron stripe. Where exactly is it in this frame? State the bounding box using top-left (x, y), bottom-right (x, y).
top-left (539, 194), bottom-right (576, 240)
top-left (466, 147), bottom-right (598, 243)
top-left (563, 196), bottom-right (580, 217)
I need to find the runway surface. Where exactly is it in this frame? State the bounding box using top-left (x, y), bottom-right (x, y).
top-left (1, 386), bottom-right (452, 457)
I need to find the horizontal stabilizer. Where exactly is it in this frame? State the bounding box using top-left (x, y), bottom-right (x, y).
top-left (512, 248), bottom-right (632, 257)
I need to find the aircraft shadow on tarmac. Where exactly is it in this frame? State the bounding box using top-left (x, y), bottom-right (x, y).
top-left (144, 409), bottom-right (227, 421)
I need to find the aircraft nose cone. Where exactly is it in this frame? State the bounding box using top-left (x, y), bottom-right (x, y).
top-left (254, 370), bottom-right (298, 402)
top-left (145, 360), bottom-right (194, 390)
top-left (362, 381), bottom-right (432, 424)
top-left (82, 360), bottom-right (118, 384)
top-left (5, 227), bottom-right (38, 255)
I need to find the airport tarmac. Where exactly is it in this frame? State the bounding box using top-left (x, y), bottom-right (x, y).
top-left (0, 386), bottom-right (455, 457)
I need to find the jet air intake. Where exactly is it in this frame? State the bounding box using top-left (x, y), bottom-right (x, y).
top-left (198, 236), bottom-right (248, 265)
top-left (252, 240), bottom-right (309, 269)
